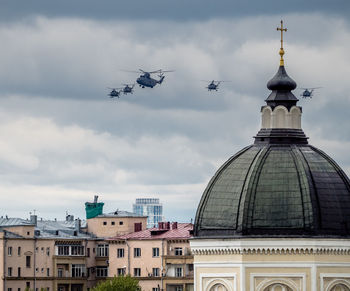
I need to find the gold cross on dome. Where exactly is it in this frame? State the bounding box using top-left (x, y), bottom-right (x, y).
top-left (277, 20), bottom-right (287, 49)
top-left (276, 20), bottom-right (287, 66)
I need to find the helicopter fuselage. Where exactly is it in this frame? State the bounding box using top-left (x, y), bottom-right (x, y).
top-left (109, 90), bottom-right (121, 98)
top-left (137, 74), bottom-right (164, 88)
top-left (207, 81), bottom-right (219, 91)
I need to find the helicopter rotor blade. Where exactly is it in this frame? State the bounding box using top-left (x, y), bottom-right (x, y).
top-left (121, 70), bottom-right (141, 74)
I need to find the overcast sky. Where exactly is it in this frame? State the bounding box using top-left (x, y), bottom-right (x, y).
top-left (0, 1), bottom-right (350, 223)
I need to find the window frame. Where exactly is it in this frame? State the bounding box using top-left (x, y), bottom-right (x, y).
top-left (152, 247), bottom-right (159, 257)
top-left (117, 248), bottom-right (125, 258)
top-left (133, 268), bottom-right (141, 277)
top-left (174, 247), bottom-right (183, 256)
top-left (175, 267), bottom-right (183, 278)
top-left (134, 248), bottom-right (141, 258)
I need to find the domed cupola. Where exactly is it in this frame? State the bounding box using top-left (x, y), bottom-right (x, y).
top-left (194, 21), bottom-right (350, 239)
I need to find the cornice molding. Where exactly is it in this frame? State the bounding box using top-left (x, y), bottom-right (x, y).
top-left (190, 239), bottom-right (350, 256)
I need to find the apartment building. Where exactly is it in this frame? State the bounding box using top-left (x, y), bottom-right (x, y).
top-left (0, 197), bottom-right (148, 291)
top-left (108, 222), bottom-right (194, 291)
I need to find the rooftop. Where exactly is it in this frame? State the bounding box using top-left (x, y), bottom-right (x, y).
top-left (108, 222), bottom-right (193, 240)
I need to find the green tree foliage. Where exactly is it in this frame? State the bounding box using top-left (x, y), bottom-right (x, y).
top-left (92, 275), bottom-right (140, 291)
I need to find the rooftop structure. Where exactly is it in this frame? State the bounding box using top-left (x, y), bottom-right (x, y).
top-left (133, 197), bottom-right (164, 228)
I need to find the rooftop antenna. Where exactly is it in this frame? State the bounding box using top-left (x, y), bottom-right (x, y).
top-left (94, 195), bottom-right (98, 203)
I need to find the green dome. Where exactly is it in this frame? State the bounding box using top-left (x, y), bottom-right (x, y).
top-left (194, 144), bottom-right (350, 238)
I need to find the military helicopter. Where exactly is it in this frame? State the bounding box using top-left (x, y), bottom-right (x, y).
top-left (108, 88), bottom-right (122, 98)
top-left (121, 83), bottom-right (135, 94)
top-left (300, 87), bottom-right (322, 98)
top-left (125, 69), bottom-right (174, 88)
top-left (202, 80), bottom-right (230, 91)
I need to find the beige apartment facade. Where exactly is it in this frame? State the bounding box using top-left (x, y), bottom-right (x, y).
top-left (0, 203), bottom-right (148, 291)
top-left (108, 222), bottom-right (194, 291)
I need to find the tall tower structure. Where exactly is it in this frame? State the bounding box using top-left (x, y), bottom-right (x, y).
top-left (191, 21), bottom-right (350, 291)
top-left (133, 198), bottom-right (164, 228)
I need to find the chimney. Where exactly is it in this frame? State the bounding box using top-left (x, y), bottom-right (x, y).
top-left (30, 215), bottom-right (37, 226)
top-left (172, 222), bottom-right (178, 230)
top-left (66, 214), bottom-right (74, 222)
top-left (75, 219), bottom-right (81, 232)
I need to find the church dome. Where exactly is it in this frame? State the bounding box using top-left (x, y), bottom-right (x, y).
top-left (194, 28), bottom-right (350, 238)
top-left (194, 143), bottom-right (350, 238)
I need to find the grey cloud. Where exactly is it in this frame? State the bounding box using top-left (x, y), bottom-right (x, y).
top-left (1, 0), bottom-right (349, 22)
top-left (0, 14), bottom-right (350, 222)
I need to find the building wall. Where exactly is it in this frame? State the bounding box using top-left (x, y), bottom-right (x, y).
top-left (109, 240), bottom-right (163, 291)
top-left (191, 238), bottom-right (350, 291)
top-left (109, 238), bottom-right (194, 291)
top-left (87, 216), bottom-right (147, 238)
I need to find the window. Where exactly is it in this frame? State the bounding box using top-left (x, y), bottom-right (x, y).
top-left (26, 256), bottom-right (31, 268)
top-left (46, 247), bottom-right (50, 256)
top-left (152, 247), bottom-right (159, 257)
top-left (18, 288), bottom-right (20, 291)
top-left (133, 268), bottom-right (141, 277)
top-left (8, 288), bottom-right (12, 291)
top-left (47, 268), bottom-right (50, 276)
top-left (175, 267), bottom-right (182, 277)
top-left (117, 248), bottom-right (124, 258)
top-left (96, 267), bottom-right (108, 278)
top-left (8, 267), bottom-right (12, 276)
top-left (18, 247), bottom-right (21, 256)
top-left (87, 248), bottom-right (90, 257)
top-left (41, 247), bottom-right (44, 253)
top-left (57, 268), bottom-right (63, 278)
top-left (174, 247), bottom-right (183, 256)
top-left (175, 287), bottom-right (183, 291)
top-left (103, 221), bottom-right (107, 225)
top-left (111, 221), bottom-right (115, 225)
top-left (71, 264), bottom-right (86, 278)
top-left (8, 246), bottom-right (12, 256)
top-left (18, 267), bottom-right (21, 277)
top-left (117, 268), bottom-right (125, 276)
top-left (97, 244), bottom-right (109, 257)
top-left (134, 248), bottom-right (141, 257)
top-left (152, 268), bottom-right (159, 277)
top-left (35, 268), bottom-right (39, 273)
top-left (26, 282), bottom-right (30, 288)
top-left (134, 222), bottom-right (142, 232)
top-left (152, 288), bottom-right (160, 291)
top-left (26, 232), bottom-right (30, 235)
top-left (71, 245), bottom-right (85, 256)
top-left (57, 246), bottom-right (69, 256)
top-left (119, 221), bottom-right (123, 225)
top-left (58, 287), bottom-right (64, 291)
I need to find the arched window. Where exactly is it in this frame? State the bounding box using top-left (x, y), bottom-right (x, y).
top-left (261, 106), bottom-right (272, 128)
top-left (263, 283), bottom-right (293, 291)
top-left (209, 283), bottom-right (228, 291)
top-left (330, 284), bottom-right (350, 291)
top-left (273, 106), bottom-right (287, 128)
top-left (290, 106), bottom-right (301, 129)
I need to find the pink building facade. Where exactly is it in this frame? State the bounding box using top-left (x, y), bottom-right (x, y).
top-left (108, 222), bottom-right (194, 291)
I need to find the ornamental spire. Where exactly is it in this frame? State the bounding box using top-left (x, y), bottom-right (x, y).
top-left (277, 20), bottom-right (287, 66)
